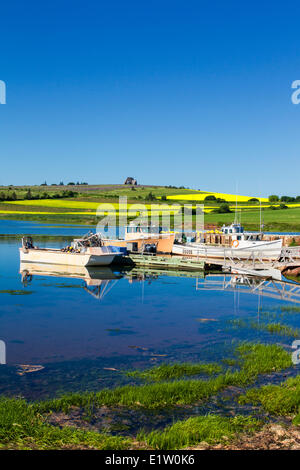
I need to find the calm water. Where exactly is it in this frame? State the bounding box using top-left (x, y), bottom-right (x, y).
top-left (0, 220), bottom-right (300, 400)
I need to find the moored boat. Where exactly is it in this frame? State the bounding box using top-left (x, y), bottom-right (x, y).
top-left (19, 236), bottom-right (121, 267)
top-left (172, 223), bottom-right (283, 260)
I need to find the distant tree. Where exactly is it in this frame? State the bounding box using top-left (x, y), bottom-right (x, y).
top-left (25, 189), bottom-right (32, 200)
top-left (40, 181), bottom-right (47, 186)
top-left (213, 203), bottom-right (232, 213)
top-left (67, 182), bottom-right (75, 186)
top-left (204, 195), bottom-right (217, 201)
top-left (216, 197), bottom-right (226, 203)
top-left (295, 196), bottom-right (300, 202)
top-left (269, 205), bottom-right (278, 210)
top-left (269, 195), bottom-right (279, 202)
top-left (0, 192), bottom-right (5, 201)
top-left (280, 203), bottom-right (288, 209)
top-left (281, 196), bottom-right (295, 202)
top-left (59, 181), bottom-right (64, 186)
top-left (161, 195), bottom-right (167, 201)
top-left (145, 191), bottom-right (156, 201)
top-left (248, 198), bottom-right (259, 203)
top-left (11, 191), bottom-right (17, 201)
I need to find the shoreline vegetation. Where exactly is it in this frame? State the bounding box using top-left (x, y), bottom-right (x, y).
top-left (0, 342), bottom-right (299, 450)
top-left (0, 184), bottom-right (300, 231)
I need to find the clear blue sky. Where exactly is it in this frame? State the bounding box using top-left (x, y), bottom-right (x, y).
top-left (0, 0), bottom-right (300, 196)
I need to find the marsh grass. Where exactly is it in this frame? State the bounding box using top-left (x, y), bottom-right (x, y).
top-left (254, 322), bottom-right (300, 338)
top-left (0, 290), bottom-right (34, 295)
top-left (137, 415), bottom-right (262, 450)
top-left (238, 375), bottom-right (300, 417)
top-left (229, 318), bottom-right (300, 339)
top-left (0, 397), bottom-right (131, 450)
top-left (34, 343), bottom-right (292, 414)
top-left (126, 362), bottom-right (222, 381)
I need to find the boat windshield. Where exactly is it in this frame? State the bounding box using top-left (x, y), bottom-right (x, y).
top-left (126, 226), bottom-right (163, 234)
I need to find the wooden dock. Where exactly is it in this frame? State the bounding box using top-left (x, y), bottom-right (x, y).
top-left (123, 254), bottom-right (205, 271)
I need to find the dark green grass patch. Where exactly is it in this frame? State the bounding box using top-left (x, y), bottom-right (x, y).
top-left (238, 375), bottom-right (300, 417)
top-left (137, 415), bottom-right (262, 450)
top-left (0, 397), bottom-right (132, 450)
top-left (126, 362), bottom-right (222, 381)
top-left (0, 290), bottom-right (34, 295)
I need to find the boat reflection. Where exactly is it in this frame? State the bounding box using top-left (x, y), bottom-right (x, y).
top-left (20, 262), bottom-right (124, 300)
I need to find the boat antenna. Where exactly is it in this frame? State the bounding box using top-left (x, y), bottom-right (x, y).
top-left (259, 198), bottom-right (262, 234)
top-left (234, 182), bottom-right (238, 225)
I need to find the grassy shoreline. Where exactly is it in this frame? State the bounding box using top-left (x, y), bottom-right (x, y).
top-left (0, 342), bottom-right (298, 450)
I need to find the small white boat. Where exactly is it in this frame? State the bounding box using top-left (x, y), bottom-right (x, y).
top-left (19, 236), bottom-right (121, 267)
top-left (173, 223), bottom-right (283, 260)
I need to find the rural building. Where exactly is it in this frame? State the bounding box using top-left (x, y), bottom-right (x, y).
top-left (124, 177), bottom-right (137, 185)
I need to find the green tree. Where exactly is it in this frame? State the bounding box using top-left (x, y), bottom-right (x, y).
top-left (268, 195), bottom-right (279, 202)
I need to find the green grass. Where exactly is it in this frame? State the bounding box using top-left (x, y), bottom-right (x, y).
top-left (0, 397), bottom-right (132, 450)
top-left (0, 342), bottom-right (296, 449)
top-left (34, 343), bottom-right (292, 413)
top-left (238, 375), bottom-right (300, 418)
top-left (254, 322), bottom-right (300, 338)
top-left (0, 397), bottom-right (263, 450)
top-left (204, 207), bottom-right (300, 232)
top-left (137, 415), bottom-right (262, 450)
top-left (230, 318), bottom-right (300, 339)
top-left (126, 362), bottom-right (222, 381)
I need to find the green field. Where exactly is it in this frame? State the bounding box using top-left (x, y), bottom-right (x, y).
top-left (0, 184), bottom-right (299, 231)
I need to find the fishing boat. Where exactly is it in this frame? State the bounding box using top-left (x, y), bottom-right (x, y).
top-left (19, 236), bottom-right (122, 267)
top-left (172, 223), bottom-right (283, 260)
top-left (99, 224), bottom-right (175, 254)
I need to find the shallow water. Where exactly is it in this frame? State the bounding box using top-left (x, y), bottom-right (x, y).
top-left (0, 220), bottom-right (300, 401)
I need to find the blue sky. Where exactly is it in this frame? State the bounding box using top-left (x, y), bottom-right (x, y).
top-left (0, 1), bottom-right (300, 196)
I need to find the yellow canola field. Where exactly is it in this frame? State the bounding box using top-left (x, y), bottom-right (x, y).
top-left (166, 192), bottom-right (269, 202)
top-left (2, 200), bottom-right (181, 212)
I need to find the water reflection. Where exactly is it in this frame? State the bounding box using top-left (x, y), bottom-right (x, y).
top-left (19, 261), bottom-right (300, 305)
top-left (20, 263), bottom-right (124, 300)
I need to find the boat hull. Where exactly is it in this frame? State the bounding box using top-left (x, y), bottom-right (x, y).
top-left (172, 239), bottom-right (283, 260)
top-left (19, 248), bottom-right (117, 267)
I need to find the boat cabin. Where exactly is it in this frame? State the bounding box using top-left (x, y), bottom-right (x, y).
top-left (125, 225), bottom-right (167, 240)
top-left (221, 223), bottom-right (263, 242)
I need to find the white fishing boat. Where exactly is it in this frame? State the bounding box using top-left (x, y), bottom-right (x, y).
top-left (19, 236), bottom-right (122, 267)
top-left (172, 223), bottom-right (283, 260)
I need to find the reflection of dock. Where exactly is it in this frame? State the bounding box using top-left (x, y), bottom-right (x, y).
top-left (20, 262), bottom-right (122, 300)
top-left (126, 266), bottom-right (205, 281)
top-left (197, 274), bottom-right (300, 304)
top-left (203, 247), bottom-right (300, 278)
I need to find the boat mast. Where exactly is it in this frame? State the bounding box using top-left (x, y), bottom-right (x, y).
top-left (234, 183), bottom-right (238, 225)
